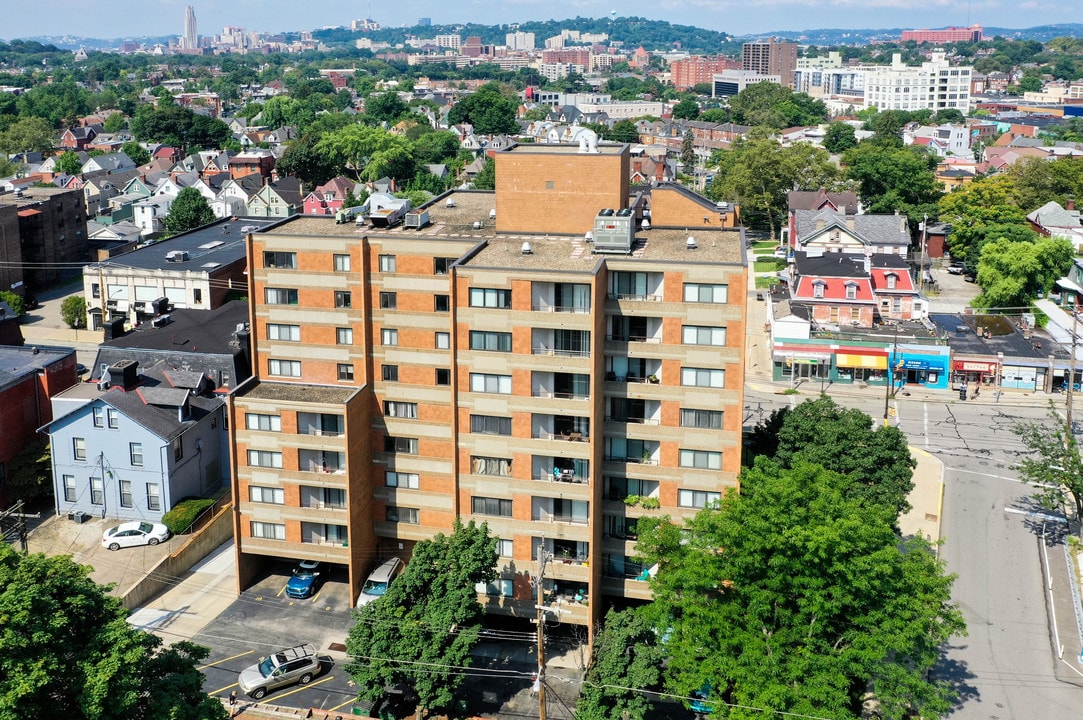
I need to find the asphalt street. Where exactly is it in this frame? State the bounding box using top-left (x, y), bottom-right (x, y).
top-left (743, 385), bottom-right (1083, 717)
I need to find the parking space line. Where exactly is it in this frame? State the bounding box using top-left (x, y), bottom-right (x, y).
top-left (199, 650), bottom-right (254, 671)
top-left (329, 695), bottom-right (358, 712)
top-left (211, 681), bottom-right (239, 695)
top-left (258, 675), bottom-right (335, 701)
top-left (276, 584), bottom-right (287, 598)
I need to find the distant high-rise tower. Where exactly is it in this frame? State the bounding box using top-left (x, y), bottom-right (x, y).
top-left (741, 38), bottom-right (797, 89)
top-left (183, 6), bottom-right (198, 50)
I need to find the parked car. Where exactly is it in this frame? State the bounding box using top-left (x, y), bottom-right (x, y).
top-left (285, 559), bottom-right (325, 599)
top-left (237, 644), bottom-right (321, 699)
top-left (357, 557), bottom-right (404, 607)
top-left (947, 263), bottom-right (966, 275)
top-left (101, 521), bottom-right (171, 550)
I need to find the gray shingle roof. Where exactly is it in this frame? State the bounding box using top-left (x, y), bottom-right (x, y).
top-left (795, 209), bottom-right (910, 247)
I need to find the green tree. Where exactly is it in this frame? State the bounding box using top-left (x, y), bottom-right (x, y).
top-left (411, 130), bottom-right (461, 165)
top-left (748, 396), bottom-right (917, 516)
top-left (0, 116), bottom-right (55, 161)
top-left (315, 124), bottom-right (415, 182)
top-left (446, 82), bottom-right (519, 135)
top-left (973, 234), bottom-right (1074, 309)
top-left (364, 90), bottom-right (409, 124)
top-left (60, 294), bottom-right (86, 329)
top-left (708, 132), bottom-right (842, 237)
top-left (1015, 405), bottom-right (1083, 534)
top-left (671, 97), bottom-right (700, 120)
top-left (103, 112), bottom-right (125, 133)
top-left (275, 136), bottom-right (342, 187)
top-left (680, 129), bottom-right (696, 174)
top-left (0, 543), bottom-right (227, 720)
top-left (4, 437), bottom-right (51, 503)
top-left (0, 290), bottom-right (24, 316)
top-left (844, 143), bottom-right (941, 225)
top-left (55, 150), bottom-right (83, 176)
top-left (728, 83), bottom-right (827, 128)
top-left (698, 108), bottom-right (731, 124)
top-left (472, 157), bottom-right (495, 190)
top-left (938, 175), bottom-right (1029, 266)
top-left (822, 121), bottom-right (857, 153)
top-left (607, 119), bottom-right (640, 144)
top-left (163, 187), bottom-right (215, 236)
top-left (575, 608), bottom-right (666, 720)
top-left (1005, 156), bottom-right (1083, 211)
top-left (345, 519), bottom-right (497, 715)
top-left (121, 140), bottom-right (150, 166)
top-left (636, 459), bottom-right (965, 720)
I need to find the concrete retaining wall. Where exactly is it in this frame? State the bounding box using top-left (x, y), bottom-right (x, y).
top-left (120, 502), bottom-right (235, 611)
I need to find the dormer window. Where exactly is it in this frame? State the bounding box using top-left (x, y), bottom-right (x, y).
top-left (886, 273), bottom-right (897, 290)
top-left (845, 282), bottom-right (858, 300)
top-left (813, 281), bottom-right (826, 299)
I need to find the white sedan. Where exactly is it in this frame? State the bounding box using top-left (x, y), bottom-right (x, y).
top-left (102, 521), bottom-right (171, 550)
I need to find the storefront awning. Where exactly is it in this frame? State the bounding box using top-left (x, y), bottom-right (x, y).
top-left (836, 353), bottom-right (887, 369)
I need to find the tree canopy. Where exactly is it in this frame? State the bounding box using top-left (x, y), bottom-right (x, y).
top-left (575, 608), bottom-right (667, 720)
top-left (843, 142), bottom-right (942, 226)
top-left (446, 83), bottom-right (519, 135)
top-left (163, 187), bottom-right (215, 236)
top-left (727, 82), bottom-right (828, 129)
top-left (973, 234), bottom-right (1074, 310)
top-left (823, 121), bottom-right (858, 153)
top-left (0, 543), bottom-right (226, 720)
top-left (0, 116), bottom-right (55, 160)
top-left (636, 458), bottom-right (965, 720)
top-left (345, 519), bottom-right (497, 714)
top-left (745, 396), bottom-right (916, 516)
top-left (130, 104), bottom-right (231, 150)
top-left (1015, 404), bottom-right (1083, 533)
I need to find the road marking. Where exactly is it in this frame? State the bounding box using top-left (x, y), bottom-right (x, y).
top-left (257, 675), bottom-right (335, 702)
top-left (199, 650), bottom-right (254, 671)
top-left (1004, 507), bottom-right (1067, 523)
top-left (329, 695), bottom-right (360, 712)
top-left (277, 584), bottom-right (287, 598)
top-left (210, 681), bottom-right (239, 695)
top-left (952, 467), bottom-right (1056, 488)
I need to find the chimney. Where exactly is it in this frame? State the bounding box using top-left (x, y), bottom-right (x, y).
top-left (1068, 196), bottom-right (1076, 212)
top-left (846, 216), bottom-right (855, 231)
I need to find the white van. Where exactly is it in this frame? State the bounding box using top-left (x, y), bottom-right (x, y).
top-left (356, 557), bottom-right (404, 607)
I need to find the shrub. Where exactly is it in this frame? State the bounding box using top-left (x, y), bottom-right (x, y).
top-left (161, 496), bottom-right (216, 534)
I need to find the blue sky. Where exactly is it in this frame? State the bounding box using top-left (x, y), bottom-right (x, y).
top-left (3, 0), bottom-right (1062, 41)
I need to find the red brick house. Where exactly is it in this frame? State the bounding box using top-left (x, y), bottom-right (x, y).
top-left (303, 176), bottom-right (356, 216)
top-left (229, 149), bottom-right (275, 181)
top-left (59, 125), bottom-right (101, 150)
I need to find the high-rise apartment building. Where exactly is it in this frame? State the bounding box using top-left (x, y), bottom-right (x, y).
top-left (182, 6), bottom-right (198, 50)
top-left (670, 56), bottom-right (741, 91)
top-left (434, 34), bottom-right (461, 50)
top-left (505, 31), bottom-right (536, 51)
top-left (229, 145), bottom-right (747, 635)
top-left (864, 51), bottom-right (972, 112)
top-left (741, 38), bottom-right (797, 89)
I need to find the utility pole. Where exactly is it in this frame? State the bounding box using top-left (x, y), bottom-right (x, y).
top-left (535, 545), bottom-right (549, 720)
top-left (1069, 310), bottom-right (1078, 432)
top-left (883, 324), bottom-right (899, 427)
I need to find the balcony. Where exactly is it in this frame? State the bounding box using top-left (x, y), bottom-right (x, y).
top-left (532, 414), bottom-right (590, 443)
top-left (531, 372), bottom-right (591, 401)
top-left (297, 412), bottom-right (344, 437)
top-left (532, 329), bottom-right (590, 358)
top-left (298, 450), bottom-right (346, 475)
top-left (532, 282), bottom-right (592, 314)
top-left (533, 456), bottom-right (590, 485)
top-left (607, 315), bottom-right (663, 345)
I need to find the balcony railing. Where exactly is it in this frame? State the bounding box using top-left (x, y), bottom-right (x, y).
top-left (604, 416), bottom-right (661, 426)
top-left (532, 390), bottom-right (590, 400)
top-left (607, 293), bottom-right (662, 302)
top-left (605, 335), bottom-right (662, 344)
top-left (532, 346), bottom-right (591, 357)
top-left (536, 471), bottom-right (589, 484)
top-left (532, 511), bottom-right (589, 524)
top-left (531, 303), bottom-right (591, 313)
top-left (532, 430), bottom-right (589, 442)
top-left (603, 455), bottom-right (657, 465)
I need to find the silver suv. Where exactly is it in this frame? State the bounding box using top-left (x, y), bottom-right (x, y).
top-left (238, 644), bottom-right (320, 699)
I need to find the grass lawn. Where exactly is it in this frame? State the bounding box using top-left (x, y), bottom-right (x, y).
top-left (753, 259), bottom-right (785, 272)
top-left (755, 276), bottom-right (778, 289)
top-left (751, 241), bottom-right (777, 250)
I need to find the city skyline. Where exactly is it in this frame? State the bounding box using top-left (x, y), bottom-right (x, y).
top-left (0, 0), bottom-right (1069, 43)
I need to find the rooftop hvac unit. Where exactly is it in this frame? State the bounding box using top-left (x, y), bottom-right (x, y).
top-left (404, 210), bottom-right (430, 229)
top-left (165, 250), bottom-right (189, 262)
top-left (592, 209), bottom-right (635, 254)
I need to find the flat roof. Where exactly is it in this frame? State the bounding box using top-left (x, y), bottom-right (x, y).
top-left (100, 301), bottom-right (249, 356)
top-left (235, 380), bottom-right (362, 405)
top-left (91, 216), bottom-right (283, 272)
top-left (0, 345), bottom-right (74, 390)
top-left (503, 144), bottom-right (627, 156)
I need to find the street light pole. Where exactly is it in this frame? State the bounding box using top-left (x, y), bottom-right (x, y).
top-left (883, 325), bottom-right (899, 427)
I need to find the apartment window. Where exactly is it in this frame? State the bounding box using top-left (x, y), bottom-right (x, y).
top-left (845, 284), bottom-right (857, 300)
top-left (93, 406), bottom-right (105, 427)
top-left (496, 539), bottom-right (514, 557)
top-left (679, 449), bottom-right (722, 470)
top-left (434, 257), bottom-right (452, 275)
top-left (267, 323), bottom-right (301, 341)
top-left (193, 288), bottom-right (202, 304)
top-left (683, 283), bottom-right (728, 303)
top-left (250, 486), bottom-right (285, 504)
top-left (386, 471), bottom-right (420, 489)
top-left (384, 401), bottom-right (418, 418)
top-left (886, 274), bottom-right (897, 290)
top-left (435, 332), bottom-right (450, 349)
top-left (130, 443), bottom-right (143, 467)
top-left (246, 413), bottom-right (281, 431)
top-left (680, 408), bottom-right (724, 429)
top-left (91, 283), bottom-right (100, 299)
top-left (382, 365), bottom-right (399, 381)
top-left (682, 326), bottom-right (727, 346)
top-left (63, 475), bottom-right (76, 502)
top-left (681, 367), bottom-right (725, 388)
top-left (333, 253), bottom-right (351, 272)
top-left (384, 436), bottom-right (418, 454)
top-left (435, 368), bottom-right (450, 385)
top-left (269, 359), bottom-right (302, 377)
top-left (470, 415), bottom-right (512, 436)
top-left (678, 489), bottom-right (721, 508)
top-left (469, 288), bottom-right (512, 308)
top-left (73, 437), bottom-right (86, 462)
top-left (337, 364), bottom-right (355, 381)
top-left (813, 282), bottom-right (825, 299)
top-left (382, 328), bottom-right (398, 346)
top-left (470, 373), bottom-right (512, 394)
top-left (478, 579), bottom-right (515, 597)
top-left (251, 521), bottom-right (286, 540)
top-left (300, 486), bottom-right (346, 509)
top-left (334, 291), bottom-right (352, 308)
top-left (90, 476), bottom-right (104, 505)
top-left (471, 455), bottom-right (512, 477)
top-left (334, 327), bottom-right (353, 345)
top-left (172, 437), bottom-right (183, 461)
top-left (265, 288), bottom-right (298, 305)
top-left (248, 450), bottom-right (283, 468)
top-left (469, 331), bottom-right (512, 352)
top-left (380, 292), bottom-right (397, 309)
top-left (386, 506), bottom-right (419, 524)
top-left (471, 496), bottom-right (513, 517)
top-left (378, 254), bottom-right (396, 272)
top-left (434, 295), bottom-right (449, 312)
top-left (263, 251), bottom-right (296, 269)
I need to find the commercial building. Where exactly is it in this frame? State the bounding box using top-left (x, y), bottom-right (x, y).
top-left (230, 144), bottom-right (747, 635)
top-left (742, 38), bottom-right (797, 89)
top-left (712, 70), bottom-right (782, 98)
top-left (901, 26), bottom-right (982, 44)
top-left (863, 51), bottom-right (972, 113)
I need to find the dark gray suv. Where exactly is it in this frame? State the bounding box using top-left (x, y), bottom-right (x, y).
top-left (237, 644), bottom-right (321, 699)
